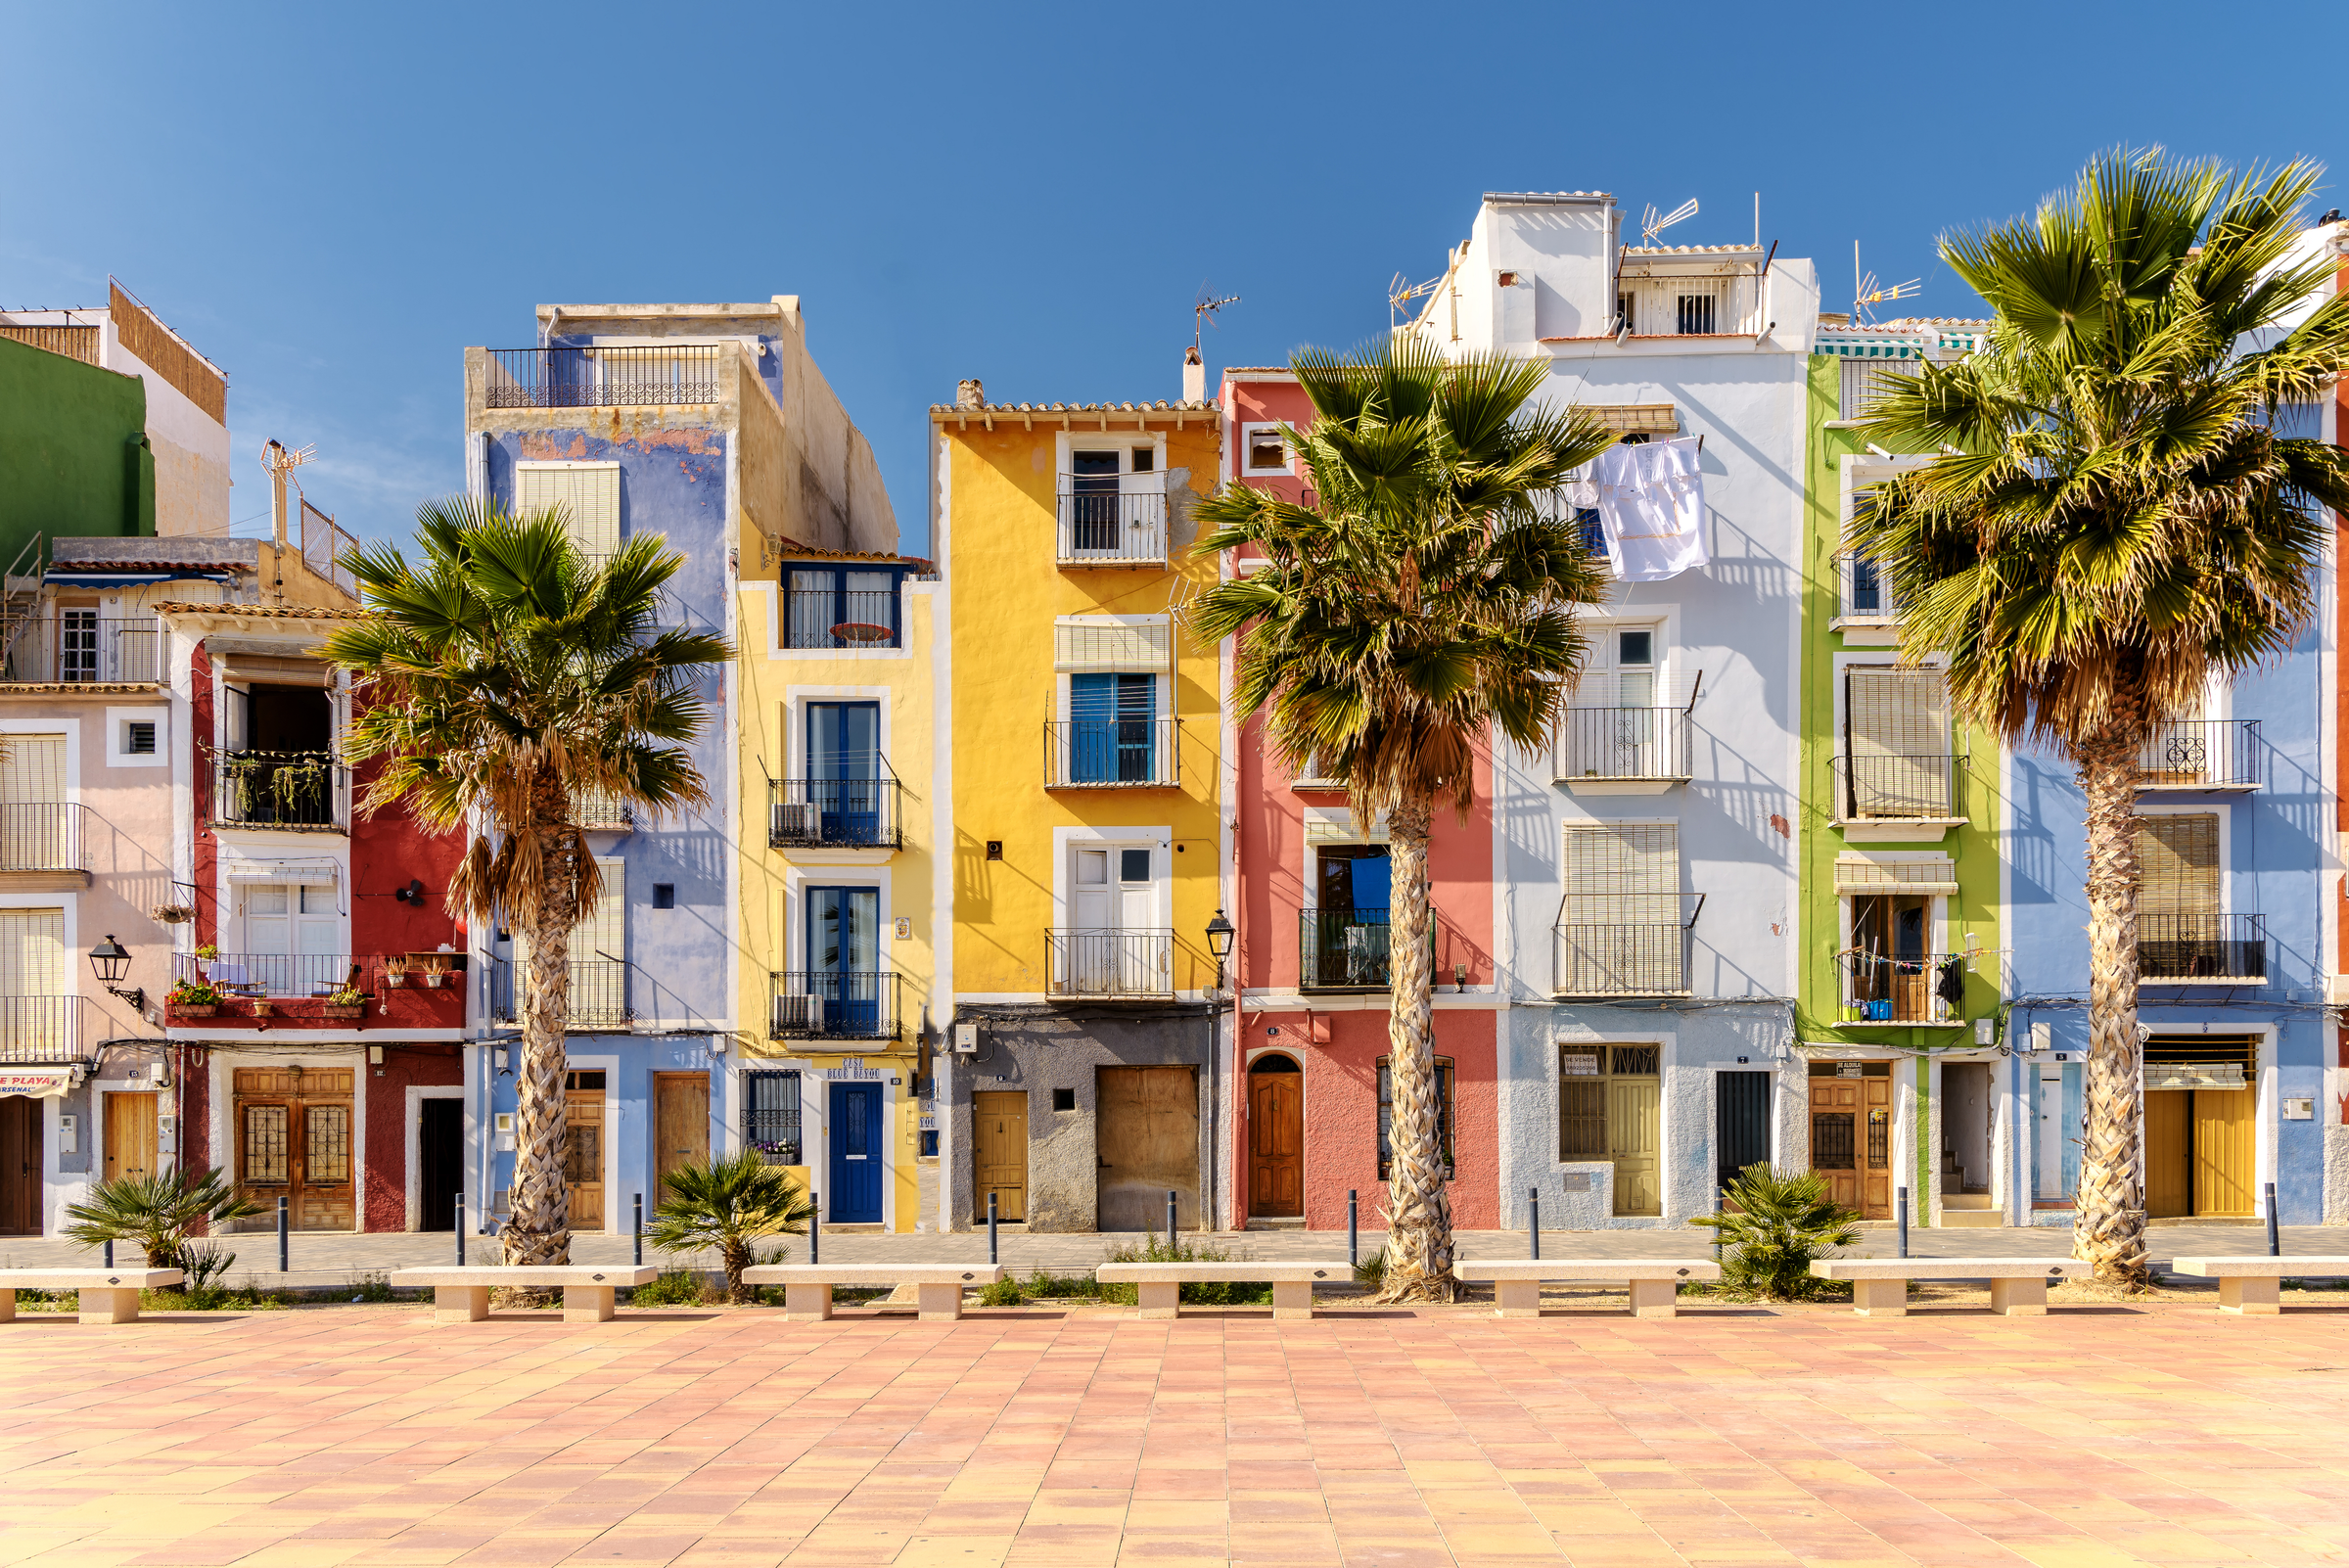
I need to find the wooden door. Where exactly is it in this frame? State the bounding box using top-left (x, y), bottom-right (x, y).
top-left (1609, 1078), bottom-right (1661, 1217)
top-left (1247, 1070), bottom-right (1303, 1217)
top-left (2192, 1088), bottom-right (2255, 1217)
top-left (103, 1091), bottom-right (158, 1185)
top-left (1097, 1065), bottom-right (1199, 1231)
top-left (973, 1090), bottom-right (1027, 1222)
top-left (1860, 1077), bottom-right (1894, 1218)
top-left (0, 1095), bottom-right (39, 1233)
top-left (654, 1073), bottom-right (710, 1202)
top-left (1809, 1077), bottom-right (1861, 1213)
top-left (565, 1086), bottom-right (605, 1229)
top-left (2143, 1091), bottom-right (2191, 1218)
top-left (232, 1068), bottom-right (353, 1229)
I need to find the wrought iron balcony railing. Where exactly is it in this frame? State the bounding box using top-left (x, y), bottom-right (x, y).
top-left (1300, 907), bottom-right (1392, 992)
top-left (488, 957), bottom-right (631, 1028)
top-left (2140, 914), bottom-right (2267, 983)
top-left (1839, 949), bottom-right (1969, 1024)
top-left (1553, 706), bottom-right (1695, 784)
top-left (782, 587), bottom-right (899, 648)
top-left (1551, 895), bottom-right (1704, 997)
top-left (174, 952), bottom-right (358, 997)
top-left (1055, 486), bottom-right (1168, 566)
top-left (483, 346), bottom-right (724, 409)
top-left (1046, 928), bottom-right (1175, 999)
top-left (573, 792), bottom-right (635, 831)
top-left (0, 995), bottom-right (85, 1063)
top-left (769, 775), bottom-right (901, 850)
top-left (212, 751), bottom-right (345, 829)
top-left (1834, 552), bottom-right (1904, 623)
top-left (0, 804), bottom-right (85, 872)
top-left (1045, 717), bottom-right (1179, 788)
top-left (0, 615), bottom-right (161, 684)
top-left (2136, 719), bottom-right (2260, 791)
top-left (769, 971), bottom-right (900, 1040)
top-left (1832, 754), bottom-right (1961, 821)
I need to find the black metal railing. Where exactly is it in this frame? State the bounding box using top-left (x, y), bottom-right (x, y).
top-left (0, 995), bottom-right (84, 1063)
top-left (1833, 754), bottom-right (1960, 820)
top-left (1055, 488), bottom-right (1168, 565)
top-left (782, 588), bottom-right (899, 648)
top-left (768, 971), bottom-right (900, 1040)
top-left (1840, 950), bottom-right (1968, 1023)
top-left (1045, 717), bottom-right (1179, 788)
top-left (0, 804), bottom-right (85, 872)
top-left (483, 346), bottom-right (724, 409)
top-left (1834, 552), bottom-right (1904, 623)
top-left (573, 792), bottom-right (635, 831)
top-left (1046, 929), bottom-right (1175, 998)
top-left (769, 775), bottom-right (901, 850)
top-left (488, 957), bottom-right (631, 1027)
top-left (211, 751), bottom-right (345, 829)
top-left (1554, 706), bottom-right (1694, 782)
top-left (0, 615), bottom-right (162, 684)
top-left (2140, 914), bottom-right (2267, 982)
top-left (2137, 719), bottom-right (2260, 790)
top-left (1300, 907), bottom-right (1393, 991)
top-left (1552, 895), bottom-right (1704, 996)
top-left (174, 951), bottom-right (357, 997)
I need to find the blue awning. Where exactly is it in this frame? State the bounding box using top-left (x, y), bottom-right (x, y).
top-left (42, 571), bottom-right (230, 587)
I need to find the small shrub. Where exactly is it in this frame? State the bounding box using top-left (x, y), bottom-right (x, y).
top-left (1020, 1269), bottom-right (1106, 1300)
top-left (646, 1150), bottom-right (814, 1303)
top-left (20, 1288), bottom-right (76, 1312)
top-left (1689, 1164), bottom-right (1862, 1301)
top-left (1353, 1247), bottom-right (1388, 1289)
top-left (1099, 1235), bottom-right (1271, 1306)
top-left (628, 1267), bottom-right (711, 1307)
top-left (977, 1277), bottom-right (1025, 1308)
top-left (348, 1270), bottom-right (396, 1304)
top-left (181, 1241), bottom-right (237, 1292)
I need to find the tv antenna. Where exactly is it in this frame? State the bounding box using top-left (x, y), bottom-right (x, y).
top-left (1640, 198), bottom-right (1699, 246)
top-left (1389, 270), bottom-right (1442, 331)
top-left (1852, 243), bottom-right (1921, 323)
top-left (1193, 283), bottom-right (1239, 353)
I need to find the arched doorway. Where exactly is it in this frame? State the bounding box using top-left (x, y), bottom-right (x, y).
top-left (1248, 1053), bottom-right (1304, 1218)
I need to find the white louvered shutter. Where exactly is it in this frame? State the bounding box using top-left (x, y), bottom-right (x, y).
top-left (1054, 617), bottom-right (1172, 672)
top-left (0, 907), bottom-right (64, 994)
top-left (1557, 822), bottom-right (1680, 993)
top-left (0, 734), bottom-right (66, 869)
top-left (2137, 814), bottom-right (2218, 918)
top-left (1845, 669), bottom-right (1949, 816)
top-left (515, 464), bottom-right (622, 559)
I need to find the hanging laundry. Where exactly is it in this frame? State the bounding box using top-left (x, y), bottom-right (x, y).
top-left (1592, 436), bottom-right (1709, 581)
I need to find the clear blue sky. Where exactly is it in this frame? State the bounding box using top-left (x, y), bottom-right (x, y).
top-left (4, 1), bottom-right (2339, 556)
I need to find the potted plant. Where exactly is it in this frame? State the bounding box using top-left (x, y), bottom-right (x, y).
top-left (251, 995), bottom-right (274, 1018)
top-left (321, 986), bottom-right (366, 1020)
top-left (383, 953), bottom-right (411, 989)
top-left (152, 903), bottom-right (194, 925)
top-left (168, 978), bottom-right (224, 1018)
top-left (421, 954), bottom-right (451, 990)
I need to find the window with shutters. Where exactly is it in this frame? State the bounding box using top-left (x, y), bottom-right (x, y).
top-left (1840, 667), bottom-right (1956, 819)
top-left (1051, 617), bottom-right (1175, 787)
top-left (1557, 1043), bottom-right (1663, 1215)
top-left (2136, 811), bottom-right (2259, 980)
top-left (1553, 822), bottom-right (1694, 995)
top-left (1376, 1054), bottom-right (1453, 1180)
top-left (783, 565), bottom-right (903, 649)
top-left (514, 462), bottom-right (622, 560)
top-left (743, 1070), bottom-right (803, 1164)
top-left (0, 733), bottom-right (70, 871)
top-left (1838, 357), bottom-right (1913, 419)
top-left (512, 855), bottom-right (627, 1026)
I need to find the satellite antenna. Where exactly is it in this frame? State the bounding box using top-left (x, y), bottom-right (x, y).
top-left (1389, 270), bottom-right (1442, 331)
top-left (1851, 244), bottom-right (1922, 323)
top-left (1193, 283), bottom-right (1239, 353)
top-left (1640, 198), bottom-right (1699, 246)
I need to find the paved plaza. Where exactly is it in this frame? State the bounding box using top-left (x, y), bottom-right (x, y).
top-left (4, 1294), bottom-right (2349, 1567)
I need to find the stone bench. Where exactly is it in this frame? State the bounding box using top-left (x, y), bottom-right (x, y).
top-left (1452, 1260), bottom-right (1721, 1318)
top-left (1809, 1258), bottom-right (2088, 1316)
top-left (741, 1265), bottom-right (1005, 1322)
top-left (0, 1268), bottom-right (183, 1324)
top-left (2171, 1256), bottom-right (2349, 1314)
top-left (1092, 1261), bottom-right (1351, 1320)
top-left (389, 1266), bottom-right (658, 1323)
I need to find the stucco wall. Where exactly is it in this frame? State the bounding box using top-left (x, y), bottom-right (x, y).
top-left (0, 336), bottom-right (154, 564)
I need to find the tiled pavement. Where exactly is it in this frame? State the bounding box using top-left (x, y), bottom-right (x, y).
top-left (4, 1300), bottom-right (2349, 1566)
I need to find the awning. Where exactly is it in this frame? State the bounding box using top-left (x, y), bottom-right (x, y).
top-left (0, 1067), bottom-right (74, 1099)
top-left (1833, 856), bottom-right (1958, 895)
top-left (43, 571), bottom-right (230, 588)
top-left (1585, 403), bottom-right (1680, 435)
top-left (227, 861), bottom-right (341, 887)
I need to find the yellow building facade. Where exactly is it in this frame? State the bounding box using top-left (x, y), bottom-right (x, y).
top-left (932, 392), bottom-right (1226, 1232)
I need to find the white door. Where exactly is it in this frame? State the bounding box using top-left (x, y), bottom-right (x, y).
top-left (2036, 1064), bottom-right (2063, 1199)
top-left (243, 884), bottom-right (341, 992)
top-left (1116, 848), bottom-right (1157, 992)
top-left (1073, 848), bottom-right (1113, 992)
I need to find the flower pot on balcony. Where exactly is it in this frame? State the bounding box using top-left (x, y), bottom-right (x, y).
top-left (322, 1004), bottom-right (364, 1020)
top-left (172, 1004), bottom-right (219, 1019)
top-left (422, 973), bottom-right (447, 990)
top-left (386, 974), bottom-right (409, 989)
top-left (251, 999), bottom-right (274, 1018)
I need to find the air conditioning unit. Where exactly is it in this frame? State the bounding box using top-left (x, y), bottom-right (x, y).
top-left (951, 1023), bottom-right (979, 1055)
top-left (772, 992), bottom-right (824, 1034)
top-left (771, 802), bottom-right (820, 841)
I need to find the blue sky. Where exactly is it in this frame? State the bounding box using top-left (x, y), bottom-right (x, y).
top-left (3, 1), bottom-right (2339, 556)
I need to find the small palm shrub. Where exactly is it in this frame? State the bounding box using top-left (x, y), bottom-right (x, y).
top-left (1353, 1246), bottom-right (1388, 1289)
top-left (629, 1267), bottom-right (714, 1307)
top-left (645, 1150), bottom-right (814, 1303)
top-left (1099, 1235), bottom-right (1271, 1306)
top-left (1690, 1164), bottom-right (1862, 1301)
top-left (62, 1166), bottom-right (262, 1280)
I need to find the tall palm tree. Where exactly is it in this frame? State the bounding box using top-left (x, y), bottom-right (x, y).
top-left (1852, 151), bottom-right (2349, 1284)
top-left (326, 498), bottom-right (729, 1269)
top-left (1188, 339), bottom-right (1615, 1301)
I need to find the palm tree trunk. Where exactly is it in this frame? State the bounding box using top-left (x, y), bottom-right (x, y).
top-left (2074, 714), bottom-right (2150, 1287)
top-left (1374, 788), bottom-right (1454, 1304)
top-left (504, 807), bottom-right (578, 1275)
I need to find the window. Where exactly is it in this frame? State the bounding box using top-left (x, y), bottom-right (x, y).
top-left (743, 1070), bottom-right (803, 1164)
top-left (1617, 293), bottom-right (1634, 334)
top-left (125, 721), bottom-right (155, 756)
top-left (2139, 813), bottom-right (2219, 918)
top-left (1555, 822), bottom-right (1686, 995)
top-left (918, 1130), bottom-right (940, 1157)
top-left (1052, 1087), bottom-right (1076, 1112)
top-left (2137, 812), bottom-right (2253, 979)
top-left (1242, 424), bottom-right (1290, 476)
top-left (515, 462), bottom-right (621, 559)
top-left (785, 567), bottom-right (900, 649)
top-left (1069, 673), bottom-right (1157, 782)
top-left (1558, 1043), bottom-right (1662, 1217)
top-left (59, 609), bottom-right (98, 682)
top-left (1057, 446), bottom-right (1168, 564)
top-left (1376, 1054), bottom-right (1453, 1180)
top-left (518, 856), bottom-right (624, 1024)
top-left (1676, 294), bottom-right (1717, 335)
top-left (652, 884), bottom-right (675, 910)
top-left (1838, 357), bottom-right (1912, 420)
top-left (1842, 668), bottom-right (1952, 818)
top-left (1054, 618), bottom-right (1172, 786)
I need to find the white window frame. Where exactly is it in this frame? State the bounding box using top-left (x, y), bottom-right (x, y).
top-left (106, 706), bottom-right (165, 769)
top-left (1240, 422), bottom-right (1293, 478)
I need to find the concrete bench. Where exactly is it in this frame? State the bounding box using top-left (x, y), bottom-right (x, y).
top-left (1453, 1260), bottom-right (1721, 1318)
top-left (389, 1266), bottom-right (658, 1323)
top-left (0, 1268), bottom-right (183, 1324)
top-left (1809, 1258), bottom-right (2088, 1316)
top-left (741, 1265), bottom-right (1005, 1322)
top-left (1093, 1261), bottom-right (1351, 1320)
top-left (2171, 1256), bottom-right (2349, 1315)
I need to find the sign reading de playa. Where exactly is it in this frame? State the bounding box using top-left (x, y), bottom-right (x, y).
top-left (0, 1067), bottom-right (73, 1099)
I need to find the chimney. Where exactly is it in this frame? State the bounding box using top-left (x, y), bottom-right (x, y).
top-left (1182, 346), bottom-right (1204, 404)
top-left (955, 378), bottom-right (985, 410)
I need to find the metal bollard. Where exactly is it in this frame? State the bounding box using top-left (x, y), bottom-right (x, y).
top-left (278, 1195), bottom-right (289, 1272)
top-left (455, 1191), bottom-right (465, 1266)
top-left (104, 1239), bottom-right (114, 1268)
top-left (1166, 1189), bottom-right (1177, 1253)
top-left (988, 1190), bottom-right (998, 1265)
top-left (1712, 1186), bottom-right (1724, 1263)
top-left (1896, 1186), bottom-right (1910, 1259)
top-left (809, 1193), bottom-right (820, 1266)
top-left (633, 1194), bottom-right (643, 1268)
top-left (1529, 1187), bottom-right (1541, 1261)
top-left (2266, 1181), bottom-right (2280, 1257)
top-left (1347, 1189), bottom-right (1358, 1268)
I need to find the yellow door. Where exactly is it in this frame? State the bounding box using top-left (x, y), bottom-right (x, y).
top-left (1609, 1078), bottom-right (1660, 1217)
top-left (565, 1087), bottom-right (605, 1229)
top-left (103, 1092), bottom-right (157, 1185)
top-left (2192, 1088), bottom-right (2255, 1218)
top-left (2143, 1091), bottom-right (2191, 1218)
top-left (973, 1091), bottom-right (1027, 1222)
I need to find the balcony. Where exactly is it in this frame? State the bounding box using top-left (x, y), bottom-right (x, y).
top-left (176, 952), bottom-right (359, 996)
top-left (1553, 705), bottom-right (1694, 793)
top-left (1301, 907), bottom-right (1393, 992)
top-left (0, 804), bottom-right (87, 883)
top-left (1056, 487), bottom-right (1168, 567)
top-left (1831, 553), bottom-right (1903, 643)
top-left (768, 972), bottom-right (900, 1041)
top-left (488, 957), bottom-right (631, 1028)
top-left (2140, 914), bottom-right (2267, 984)
top-left (573, 792), bottom-right (635, 832)
top-left (1046, 929), bottom-right (1175, 1000)
top-left (0, 995), bottom-right (85, 1064)
top-left (1551, 895), bottom-right (1704, 997)
top-left (1839, 950), bottom-right (1969, 1025)
top-left (0, 615), bottom-right (161, 685)
top-left (769, 775), bottom-right (901, 851)
top-left (483, 346), bottom-right (723, 409)
top-left (1832, 754), bottom-right (1963, 838)
top-left (168, 952), bottom-right (467, 1030)
top-left (212, 752), bottom-right (345, 830)
top-left (2137, 720), bottom-right (2260, 792)
top-left (1045, 717), bottom-right (1179, 789)
top-left (782, 586), bottom-right (900, 649)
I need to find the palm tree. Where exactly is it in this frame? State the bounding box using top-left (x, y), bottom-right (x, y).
top-left (1188, 339), bottom-right (1615, 1301)
top-left (1852, 151), bottom-right (2349, 1285)
top-left (62, 1165), bottom-right (261, 1279)
top-left (326, 498), bottom-right (729, 1270)
top-left (646, 1149), bottom-right (816, 1303)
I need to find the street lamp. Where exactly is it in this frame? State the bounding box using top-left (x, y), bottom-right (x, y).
top-left (88, 934), bottom-right (144, 1010)
top-left (1204, 909), bottom-right (1235, 990)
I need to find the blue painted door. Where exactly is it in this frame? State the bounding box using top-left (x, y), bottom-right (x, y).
top-left (829, 1082), bottom-right (883, 1223)
top-left (806, 702), bottom-right (881, 844)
